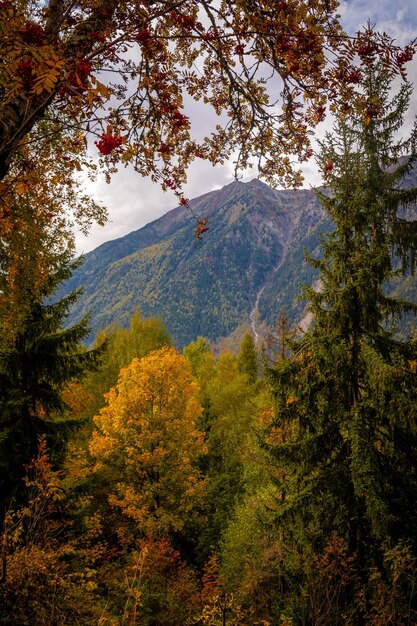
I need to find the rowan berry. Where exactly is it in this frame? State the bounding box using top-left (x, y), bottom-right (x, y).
top-left (95, 133), bottom-right (124, 155)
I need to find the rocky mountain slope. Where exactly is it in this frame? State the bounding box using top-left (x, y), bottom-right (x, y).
top-left (63, 174), bottom-right (417, 348)
top-left (63, 179), bottom-right (328, 347)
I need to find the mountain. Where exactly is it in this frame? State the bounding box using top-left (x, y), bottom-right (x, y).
top-left (64, 174), bottom-right (417, 349)
top-left (63, 179), bottom-right (329, 347)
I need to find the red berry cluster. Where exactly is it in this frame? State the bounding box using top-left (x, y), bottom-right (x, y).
top-left (172, 110), bottom-right (188, 130)
top-left (95, 132), bottom-right (124, 155)
top-left (74, 59), bottom-right (92, 84)
top-left (158, 144), bottom-right (171, 154)
top-left (135, 27), bottom-right (164, 53)
top-left (345, 67), bottom-right (362, 84)
top-left (159, 106), bottom-right (188, 130)
top-left (135, 27), bottom-right (151, 46)
top-left (170, 12), bottom-right (196, 31)
top-left (234, 43), bottom-right (245, 56)
top-left (298, 33), bottom-right (321, 56)
top-left (153, 72), bottom-right (189, 132)
top-left (17, 57), bottom-right (34, 92)
top-left (203, 29), bottom-right (219, 42)
top-left (61, 59), bottom-right (92, 97)
top-left (316, 105), bottom-right (326, 122)
top-left (335, 64), bottom-right (363, 86)
top-left (323, 160), bottom-right (334, 174)
top-left (357, 42), bottom-right (376, 60)
top-left (164, 178), bottom-right (177, 190)
top-left (21, 22), bottom-right (45, 45)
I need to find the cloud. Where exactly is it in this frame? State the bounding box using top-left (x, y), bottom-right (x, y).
top-left (75, 158), bottom-right (233, 253)
top-left (74, 1), bottom-right (417, 253)
top-left (340, 0), bottom-right (417, 39)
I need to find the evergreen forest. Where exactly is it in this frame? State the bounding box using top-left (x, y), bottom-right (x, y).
top-left (2, 6), bottom-right (417, 626)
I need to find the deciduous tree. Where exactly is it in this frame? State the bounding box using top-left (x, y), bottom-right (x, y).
top-left (197, 351), bottom-right (260, 558)
top-left (73, 311), bottom-right (171, 422)
top-left (1, 1), bottom-right (414, 214)
top-left (89, 346), bottom-right (206, 537)
top-left (0, 438), bottom-right (105, 625)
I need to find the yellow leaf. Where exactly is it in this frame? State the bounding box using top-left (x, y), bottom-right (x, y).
top-left (15, 180), bottom-right (30, 195)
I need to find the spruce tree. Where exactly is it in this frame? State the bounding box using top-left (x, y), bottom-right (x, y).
top-left (264, 37), bottom-right (417, 622)
top-left (237, 331), bottom-right (258, 384)
top-left (0, 253), bottom-right (105, 509)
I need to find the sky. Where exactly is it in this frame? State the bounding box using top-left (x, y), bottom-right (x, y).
top-left (74, 0), bottom-right (417, 254)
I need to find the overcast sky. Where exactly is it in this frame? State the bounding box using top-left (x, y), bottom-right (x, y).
top-left (75, 0), bottom-right (417, 254)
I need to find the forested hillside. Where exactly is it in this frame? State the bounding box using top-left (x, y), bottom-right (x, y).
top-left (63, 167), bottom-right (417, 348)
top-left (62, 181), bottom-right (327, 347)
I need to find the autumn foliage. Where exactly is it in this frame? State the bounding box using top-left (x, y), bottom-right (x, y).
top-left (90, 346), bottom-right (206, 536)
top-left (1, 0), bottom-right (417, 623)
top-left (1, 0), bottom-right (415, 208)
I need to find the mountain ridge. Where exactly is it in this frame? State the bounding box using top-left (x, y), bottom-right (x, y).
top-left (64, 174), bottom-right (417, 348)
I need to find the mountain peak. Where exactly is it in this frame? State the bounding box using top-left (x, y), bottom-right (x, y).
top-left (63, 178), bottom-right (328, 347)
top-left (245, 178), bottom-right (270, 189)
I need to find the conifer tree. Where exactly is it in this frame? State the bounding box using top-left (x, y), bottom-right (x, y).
top-left (264, 39), bottom-right (417, 621)
top-left (0, 253), bottom-right (104, 509)
top-left (237, 331), bottom-right (258, 384)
